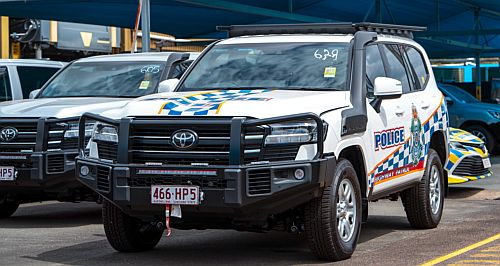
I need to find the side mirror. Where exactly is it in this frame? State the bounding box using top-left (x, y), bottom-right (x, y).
top-left (29, 89), bottom-right (41, 99)
top-left (157, 78), bottom-right (179, 93)
top-left (374, 77), bottom-right (402, 99)
top-left (445, 97), bottom-right (454, 106)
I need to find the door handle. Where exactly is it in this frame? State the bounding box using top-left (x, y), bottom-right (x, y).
top-left (395, 108), bottom-right (405, 117)
top-left (420, 102), bottom-right (430, 110)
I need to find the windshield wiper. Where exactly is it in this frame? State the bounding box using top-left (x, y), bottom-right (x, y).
top-left (181, 87), bottom-right (340, 92)
top-left (275, 87), bottom-right (340, 91)
top-left (40, 95), bottom-right (136, 98)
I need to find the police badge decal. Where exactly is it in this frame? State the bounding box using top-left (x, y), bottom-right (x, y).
top-left (410, 104), bottom-right (423, 166)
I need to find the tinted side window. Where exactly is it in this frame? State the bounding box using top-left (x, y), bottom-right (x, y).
top-left (403, 46), bottom-right (429, 91)
top-left (0, 67), bottom-right (12, 101)
top-left (169, 60), bottom-right (192, 79)
top-left (365, 44), bottom-right (386, 98)
top-left (380, 44), bottom-right (411, 93)
top-left (17, 66), bottom-right (60, 98)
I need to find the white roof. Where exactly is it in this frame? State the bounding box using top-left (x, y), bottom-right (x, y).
top-left (0, 59), bottom-right (66, 67)
top-left (77, 52), bottom-right (199, 63)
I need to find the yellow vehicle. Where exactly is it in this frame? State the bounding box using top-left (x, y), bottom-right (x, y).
top-left (446, 128), bottom-right (492, 184)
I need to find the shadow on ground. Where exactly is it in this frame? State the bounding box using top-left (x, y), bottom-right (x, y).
top-left (0, 202), bottom-right (101, 229)
top-left (24, 213), bottom-right (411, 265)
top-left (447, 186), bottom-right (485, 199)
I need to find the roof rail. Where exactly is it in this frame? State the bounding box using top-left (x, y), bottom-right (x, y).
top-left (216, 22), bottom-right (426, 39)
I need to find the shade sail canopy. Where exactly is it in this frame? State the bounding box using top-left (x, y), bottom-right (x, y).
top-left (1, 0), bottom-right (500, 58)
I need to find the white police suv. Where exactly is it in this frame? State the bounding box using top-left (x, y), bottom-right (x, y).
top-left (76, 23), bottom-right (448, 261)
top-left (0, 52), bottom-right (196, 218)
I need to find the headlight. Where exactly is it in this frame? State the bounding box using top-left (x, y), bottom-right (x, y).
top-left (449, 141), bottom-right (468, 151)
top-left (264, 121), bottom-right (327, 145)
top-left (63, 122), bottom-right (94, 139)
top-left (92, 123), bottom-right (118, 143)
top-left (488, 110), bottom-right (500, 119)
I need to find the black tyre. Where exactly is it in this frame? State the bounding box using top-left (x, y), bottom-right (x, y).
top-left (464, 125), bottom-right (495, 152)
top-left (401, 149), bottom-right (444, 229)
top-left (0, 198), bottom-right (19, 218)
top-left (304, 159), bottom-right (362, 261)
top-left (102, 199), bottom-right (163, 252)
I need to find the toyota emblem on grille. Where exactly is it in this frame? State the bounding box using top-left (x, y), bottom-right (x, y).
top-left (0, 127), bottom-right (18, 142)
top-left (171, 129), bottom-right (198, 150)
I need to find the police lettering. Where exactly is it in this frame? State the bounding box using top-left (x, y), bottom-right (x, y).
top-left (374, 127), bottom-right (405, 151)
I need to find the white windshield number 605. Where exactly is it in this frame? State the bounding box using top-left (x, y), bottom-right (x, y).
top-left (141, 65), bottom-right (161, 74)
top-left (314, 49), bottom-right (339, 61)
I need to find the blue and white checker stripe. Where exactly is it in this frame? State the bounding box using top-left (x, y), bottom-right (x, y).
top-left (367, 100), bottom-right (448, 188)
top-left (159, 89), bottom-right (271, 115)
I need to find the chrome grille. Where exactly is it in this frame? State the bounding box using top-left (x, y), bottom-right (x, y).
top-left (243, 126), bottom-right (265, 164)
top-left (47, 123), bottom-right (65, 151)
top-left (453, 156), bottom-right (490, 176)
top-left (97, 141), bottom-right (118, 162)
top-left (261, 145), bottom-right (301, 161)
top-left (129, 124), bottom-right (231, 165)
top-left (0, 121), bottom-right (38, 152)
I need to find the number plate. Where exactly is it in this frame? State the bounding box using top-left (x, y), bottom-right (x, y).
top-left (483, 158), bottom-right (491, 168)
top-left (151, 185), bottom-right (200, 205)
top-left (0, 166), bottom-right (15, 181)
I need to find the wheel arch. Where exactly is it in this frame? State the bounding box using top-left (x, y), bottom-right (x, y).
top-left (338, 145), bottom-right (367, 198)
top-left (429, 130), bottom-right (448, 194)
top-left (337, 145), bottom-right (369, 222)
top-left (459, 120), bottom-right (492, 132)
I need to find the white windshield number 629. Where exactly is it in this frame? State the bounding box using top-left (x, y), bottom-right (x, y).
top-left (314, 49), bottom-right (339, 61)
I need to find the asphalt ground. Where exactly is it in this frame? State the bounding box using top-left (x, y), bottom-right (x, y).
top-left (0, 158), bottom-right (499, 265)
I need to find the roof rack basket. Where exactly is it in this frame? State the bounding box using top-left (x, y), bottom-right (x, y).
top-left (217, 22), bottom-right (426, 39)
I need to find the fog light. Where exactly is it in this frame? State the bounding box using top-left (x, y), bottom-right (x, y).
top-left (80, 165), bottom-right (90, 176)
top-left (294, 169), bottom-right (305, 180)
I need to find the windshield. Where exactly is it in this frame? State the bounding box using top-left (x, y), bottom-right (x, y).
top-left (179, 42), bottom-right (350, 92)
top-left (39, 61), bottom-right (166, 98)
top-left (440, 84), bottom-right (479, 103)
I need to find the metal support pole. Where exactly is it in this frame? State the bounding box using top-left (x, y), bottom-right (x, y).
top-left (436, 0), bottom-right (440, 31)
top-left (0, 16), bottom-right (9, 59)
top-left (475, 53), bottom-right (482, 100)
top-left (474, 8), bottom-right (481, 100)
top-left (35, 44), bottom-right (42, 59)
top-left (375, 0), bottom-right (382, 22)
top-left (141, 0), bottom-right (151, 52)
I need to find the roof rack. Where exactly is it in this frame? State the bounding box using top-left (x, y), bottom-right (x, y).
top-left (216, 22), bottom-right (426, 39)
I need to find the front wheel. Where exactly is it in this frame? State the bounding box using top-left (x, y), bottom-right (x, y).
top-left (401, 149), bottom-right (444, 229)
top-left (304, 159), bottom-right (362, 261)
top-left (0, 197), bottom-right (19, 218)
top-left (102, 199), bottom-right (163, 252)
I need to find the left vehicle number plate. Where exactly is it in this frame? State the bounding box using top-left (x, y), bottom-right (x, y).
top-left (151, 185), bottom-right (200, 205)
top-left (0, 166), bottom-right (15, 181)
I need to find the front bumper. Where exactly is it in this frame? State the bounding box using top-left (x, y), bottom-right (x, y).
top-left (0, 151), bottom-right (80, 198)
top-left (77, 156), bottom-right (336, 220)
top-left (445, 148), bottom-right (492, 184)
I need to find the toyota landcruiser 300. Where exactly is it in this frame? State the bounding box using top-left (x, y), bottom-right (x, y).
top-left (76, 23), bottom-right (449, 261)
top-left (0, 52), bottom-right (197, 218)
